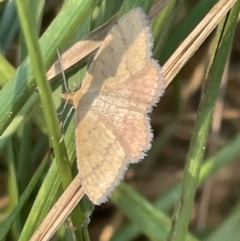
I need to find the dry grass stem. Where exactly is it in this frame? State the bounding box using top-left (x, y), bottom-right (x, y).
top-left (29, 175), bottom-right (84, 241)
top-left (162, 0), bottom-right (237, 87)
top-left (47, 15), bottom-right (116, 80)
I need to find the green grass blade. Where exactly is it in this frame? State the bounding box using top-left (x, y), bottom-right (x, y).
top-left (0, 151), bottom-right (50, 240)
top-left (167, 2), bottom-right (240, 241)
top-left (118, 0), bottom-right (154, 17)
top-left (152, 0), bottom-right (176, 57)
top-left (0, 0), bottom-right (100, 135)
top-left (15, 1), bottom-right (98, 240)
top-left (0, 54), bottom-right (15, 86)
top-left (110, 133), bottom-right (240, 241)
top-left (205, 203), bottom-right (240, 241)
top-left (160, 0), bottom-right (218, 63)
top-left (0, 93), bottom-right (38, 149)
top-left (18, 122), bottom-right (78, 240)
top-left (111, 183), bottom-right (199, 241)
top-left (0, 0), bottom-right (18, 53)
top-left (16, 0), bottom-right (72, 190)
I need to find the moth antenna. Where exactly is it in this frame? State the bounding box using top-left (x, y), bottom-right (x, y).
top-left (57, 49), bottom-right (70, 93)
top-left (56, 49), bottom-right (75, 143)
top-left (59, 106), bottom-right (75, 143)
top-left (57, 99), bottom-right (68, 116)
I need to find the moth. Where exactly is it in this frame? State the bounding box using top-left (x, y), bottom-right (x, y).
top-left (62, 8), bottom-right (164, 205)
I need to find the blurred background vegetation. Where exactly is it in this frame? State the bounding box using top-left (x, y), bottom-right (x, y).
top-left (0, 0), bottom-right (240, 240)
